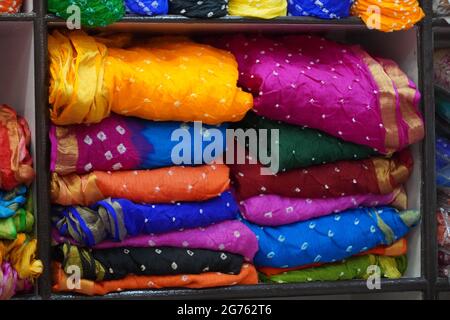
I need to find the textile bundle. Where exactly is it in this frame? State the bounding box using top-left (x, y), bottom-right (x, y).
top-left (49, 31), bottom-right (423, 294)
top-left (438, 188), bottom-right (450, 277)
top-left (437, 136), bottom-right (450, 188)
top-left (288, 0), bottom-right (353, 19)
top-left (0, 0), bottom-right (22, 13)
top-left (0, 105), bottom-right (41, 300)
top-left (435, 49), bottom-right (450, 92)
top-left (168, 0), bottom-right (228, 18)
top-left (228, 0), bottom-right (287, 19)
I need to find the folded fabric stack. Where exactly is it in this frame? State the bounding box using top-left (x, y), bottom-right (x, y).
top-left (48, 30), bottom-right (258, 296)
top-left (214, 34), bottom-right (424, 283)
top-left (46, 0), bottom-right (424, 31)
top-left (435, 49), bottom-right (450, 92)
top-left (438, 187), bottom-right (450, 277)
top-left (0, 0), bottom-right (22, 13)
top-left (0, 105), bottom-right (42, 300)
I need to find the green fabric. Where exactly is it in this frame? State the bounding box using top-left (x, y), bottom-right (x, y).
top-left (260, 255), bottom-right (408, 284)
top-left (0, 208), bottom-right (34, 240)
top-left (237, 113), bottom-right (378, 173)
top-left (48, 0), bottom-right (125, 27)
top-left (436, 93), bottom-right (450, 125)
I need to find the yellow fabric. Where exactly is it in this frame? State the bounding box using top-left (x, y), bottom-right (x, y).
top-left (351, 0), bottom-right (425, 32)
top-left (0, 234), bottom-right (43, 281)
top-left (49, 31), bottom-right (253, 125)
top-left (229, 0), bottom-right (287, 19)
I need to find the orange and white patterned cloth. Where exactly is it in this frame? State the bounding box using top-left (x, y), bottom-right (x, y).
top-left (0, 0), bottom-right (22, 13)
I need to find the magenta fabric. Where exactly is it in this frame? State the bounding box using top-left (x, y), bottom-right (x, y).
top-left (239, 189), bottom-right (403, 226)
top-left (210, 34), bottom-right (423, 154)
top-left (52, 220), bottom-right (258, 262)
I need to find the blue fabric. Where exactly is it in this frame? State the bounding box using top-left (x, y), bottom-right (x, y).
top-left (124, 0), bottom-right (169, 16)
top-left (0, 186), bottom-right (27, 219)
top-left (287, 0), bottom-right (354, 19)
top-left (437, 135), bottom-right (450, 187)
top-left (244, 206), bottom-right (415, 268)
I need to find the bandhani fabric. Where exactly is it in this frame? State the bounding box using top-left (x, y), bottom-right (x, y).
top-left (0, 186), bottom-right (27, 219)
top-left (56, 243), bottom-right (244, 281)
top-left (288, 0), bottom-right (352, 19)
top-left (0, 208), bottom-right (34, 240)
top-left (231, 149), bottom-right (413, 201)
top-left (125, 0), bottom-right (168, 16)
top-left (0, 234), bottom-right (43, 280)
top-left (437, 188), bottom-right (450, 248)
top-left (52, 220), bottom-right (259, 261)
top-left (244, 207), bottom-right (419, 268)
top-left (0, 0), bottom-right (22, 13)
top-left (47, 0), bottom-right (125, 27)
top-left (211, 34), bottom-right (424, 154)
top-left (50, 114), bottom-right (227, 175)
top-left (53, 191), bottom-right (239, 246)
top-left (437, 136), bottom-right (450, 187)
top-left (51, 164), bottom-right (230, 206)
top-left (228, 0), bottom-right (287, 19)
top-left (434, 0), bottom-right (450, 17)
top-left (0, 262), bottom-right (33, 300)
top-left (435, 49), bottom-right (450, 91)
top-left (436, 92), bottom-right (450, 125)
top-left (48, 31), bottom-right (253, 126)
top-left (168, 0), bottom-right (228, 18)
top-left (258, 238), bottom-right (407, 276)
top-left (260, 255), bottom-right (407, 283)
top-left (52, 262), bottom-right (258, 295)
top-left (237, 112), bottom-right (378, 173)
top-left (240, 188), bottom-right (406, 226)
top-left (0, 105), bottom-right (35, 191)
top-left (351, 0), bottom-right (425, 32)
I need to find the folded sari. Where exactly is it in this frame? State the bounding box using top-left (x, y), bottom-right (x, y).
top-left (0, 208), bottom-right (34, 240)
top-left (260, 255), bottom-right (407, 284)
top-left (240, 188), bottom-right (406, 226)
top-left (0, 262), bottom-right (33, 300)
top-left (169, 0), bottom-right (228, 18)
top-left (244, 207), bottom-right (419, 268)
top-left (53, 191), bottom-right (239, 246)
top-left (0, 0), bottom-right (22, 13)
top-left (228, 0), bottom-right (287, 19)
top-left (56, 243), bottom-right (244, 281)
top-left (0, 105), bottom-right (35, 191)
top-left (231, 149), bottom-right (412, 201)
top-left (53, 220), bottom-right (259, 261)
top-left (53, 262), bottom-right (258, 295)
top-left (437, 136), bottom-right (450, 187)
top-left (211, 34), bottom-right (424, 154)
top-left (237, 112), bottom-right (378, 173)
top-left (0, 186), bottom-right (27, 219)
top-left (125, 0), bottom-right (168, 16)
top-left (51, 114), bottom-right (227, 175)
top-left (0, 234), bottom-right (43, 280)
top-left (48, 0), bottom-right (125, 27)
top-left (51, 164), bottom-right (230, 206)
top-left (258, 238), bottom-right (407, 276)
top-left (49, 31), bottom-right (253, 126)
top-left (435, 49), bottom-right (450, 91)
top-left (351, 0), bottom-right (425, 32)
top-left (288, 0), bottom-right (352, 19)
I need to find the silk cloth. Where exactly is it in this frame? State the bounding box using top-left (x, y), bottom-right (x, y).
top-left (51, 164), bottom-right (230, 206)
top-left (211, 34), bottom-right (424, 154)
top-left (0, 105), bottom-right (35, 191)
top-left (52, 262), bottom-right (258, 295)
top-left (50, 114), bottom-right (227, 175)
top-left (288, 0), bottom-right (352, 19)
top-left (435, 49), bottom-right (450, 91)
top-left (48, 31), bottom-right (253, 126)
top-left (52, 220), bottom-right (259, 262)
top-left (231, 149), bottom-right (413, 201)
top-left (168, 0), bottom-right (228, 18)
top-left (0, 186), bottom-right (27, 219)
top-left (0, 262), bottom-right (33, 300)
top-left (53, 191), bottom-right (239, 246)
top-left (228, 0), bottom-right (287, 19)
top-left (0, 0), bottom-right (22, 13)
top-left (437, 136), bottom-right (450, 187)
top-left (244, 207), bottom-right (419, 268)
top-left (125, 0), bottom-right (168, 16)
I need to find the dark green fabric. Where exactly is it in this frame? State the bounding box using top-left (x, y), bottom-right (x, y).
top-left (48, 0), bottom-right (125, 27)
top-left (0, 208), bottom-right (34, 240)
top-left (436, 92), bottom-right (450, 125)
top-left (260, 255), bottom-right (407, 284)
top-left (236, 113), bottom-right (379, 173)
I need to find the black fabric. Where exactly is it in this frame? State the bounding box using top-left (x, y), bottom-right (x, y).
top-left (168, 0), bottom-right (229, 18)
top-left (57, 244), bottom-right (244, 281)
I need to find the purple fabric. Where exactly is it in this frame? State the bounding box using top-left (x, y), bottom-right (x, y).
top-left (240, 190), bottom-right (402, 226)
top-left (52, 220), bottom-right (259, 261)
top-left (210, 34), bottom-right (423, 154)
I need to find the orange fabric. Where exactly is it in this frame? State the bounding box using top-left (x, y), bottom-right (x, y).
top-left (351, 0), bottom-right (425, 32)
top-left (51, 164), bottom-right (230, 206)
top-left (0, 0), bottom-right (22, 13)
top-left (52, 262), bottom-right (258, 296)
top-left (48, 31), bottom-right (253, 126)
top-left (259, 238), bottom-right (407, 276)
